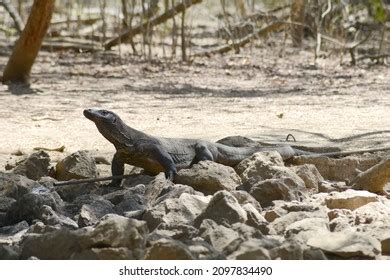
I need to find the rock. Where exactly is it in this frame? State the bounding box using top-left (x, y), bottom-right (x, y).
top-left (264, 208), bottom-right (288, 222)
top-left (269, 241), bottom-right (305, 260)
top-left (144, 238), bottom-right (194, 260)
top-left (71, 247), bottom-right (135, 260)
top-left (148, 223), bottom-right (199, 242)
top-left (55, 150), bottom-right (97, 181)
top-left (0, 245), bottom-right (20, 260)
top-left (77, 199), bottom-right (115, 227)
top-left (12, 151), bottom-right (50, 180)
top-left (154, 184), bottom-right (202, 205)
top-left (318, 181), bottom-right (349, 193)
top-left (245, 177), bottom-right (306, 208)
top-left (270, 211), bottom-right (327, 235)
top-left (327, 208), bottom-right (355, 232)
top-left (6, 190), bottom-right (63, 224)
top-left (81, 214), bottom-right (148, 256)
top-left (0, 172), bottom-right (41, 199)
top-left (235, 151), bottom-right (305, 184)
top-left (194, 191), bottom-right (247, 227)
top-left (114, 194), bottom-right (147, 215)
top-left (291, 155), bottom-right (381, 182)
top-left (187, 240), bottom-right (225, 260)
top-left (40, 205), bottom-right (78, 229)
top-left (55, 183), bottom-right (99, 202)
top-left (143, 193), bottom-right (209, 230)
top-left (0, 220), bottom-right (29, 235)
top-left (235, 151), bottom-right (284, 179)
top-left (353, 201), bottom-right (390, 225)
top-left (199, 219), bottom-right (240, 252)
top-left (307, 232), bottom-right (381, 259)
top-left (21, 229), bottom-right (83, 259)
top-left (0, 197), bottom-right (16, 213)
top-left (231, 190), bottom-right (262, 212)
top-left (285, 217), bottom-right (329, 243)
top-left (228, 239), bottom-right (271, 260)
top-left (144, 173), bottom-right (174, 204)
top-left (352, 158), bottom-right (390, 193)
top-left (325, 190), bottom-right (379, 210)
top-left (291, 164), bottom-right (323, 192)
top-left (242, 204), bottom-right (269, 234)
top-left (381, 236), bottom-right (390, 255)
top-left (175, 161), bottom-right (241, 195)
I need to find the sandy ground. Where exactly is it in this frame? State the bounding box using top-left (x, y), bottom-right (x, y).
top-left (0, 48), bottom-right (389, 169)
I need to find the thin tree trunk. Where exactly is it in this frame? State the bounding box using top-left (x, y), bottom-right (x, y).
top-left (290, 0), bottom-right (306, 47)
top-left (0, 0), bottom-right (24, 33)
top-left (2, 0), bottom-right (55, 84)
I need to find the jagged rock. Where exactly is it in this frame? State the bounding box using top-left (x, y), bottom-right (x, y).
top-left (148, 223), bottom-right (199, 242)
top-left (114, 194), bottom-right (147, 215)
top-left (0, 172), bottom-right (41, 199)
top-left (325, 190), bottom-right (378, 210)
top-left (154, 184), bottom-right (202, 205)
top-left (352, 158), bottom-right (390, 193)
top-left (55, 182), bottom-right (99, 202)
top-left (12, 151), bottom-right (50, 180)
top-left (327, 208), bottom-right (355, 232)
top-left (0, 245), bottom-right (20, 260)
top-left (187, 240), bottom-right (225, 260)
top-left (353, 201), bottom-right (390, 225)
top-left (77, 199), bottom-right (115, 227)
top-left (307, 232), bottom-right (381, 259)
top-left (175, 161), bottom-right (241, 195)
top-left (55, 150), bottom-right (97, 181)
top-left (0, 197), bottom-right (16, 212)
top-left (269, 240), bottom-right (305, 260)
top-left (21, 214), bottom-right (148, 260)
top-left (231, 190), bottom-right (262, 212)
top-left (40, 205), bottom-right (78, 229)
top-left (228, 239), bottom-right (271, 260)
top-left (71, 247), bottom-right (135, 260)
top-left (81, 214), bottom-right (148, 254)
top-left (285, 217), bottom-right (329, 243)
top-left (291, 155), bottom-right (381, 182)
top-left (6, 190), bottom-right (63, 225)
top-left (143, 193), bottom-right (210, 231)
top-left (270, 211), bottom-right (327, 235)
top-left (194, 191), bottom-right (247, 227)
top-left (199, 219), bottom-right (240, 252)
top-left (242, 203), bottom-right (269, 234)
top-left (143, 173), bottom-right (173, 204)
top-left (291, 164), bottom-right (323, 192)
top-left (0, 220), bottom-right (29, 235)
top-left (28, 221), bottom-right (61, 234)
top-left (144, 238), bottom-right (194, 260)
top-left (244, 177), bottom-right (306, 208)
top-left (236, 151), bottom-right (305, 185)
top-left (21, 229), bottom-right (83, 259)
top-left (318, 181), bottom-right (349, 193)
top-left (264, 208), bottom-right (288, 222)
top-left (235, 151), bottom-right (284, 180)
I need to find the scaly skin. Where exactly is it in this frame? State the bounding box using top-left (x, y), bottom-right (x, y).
top-left (84, 108), bottom-right (312, 186)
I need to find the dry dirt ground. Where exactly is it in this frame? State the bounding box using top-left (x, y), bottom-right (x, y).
top-left (0, 48), bottom-right (389, 169)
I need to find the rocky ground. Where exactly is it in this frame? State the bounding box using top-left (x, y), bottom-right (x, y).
top-left (0, 146), bottom-right (389, 260)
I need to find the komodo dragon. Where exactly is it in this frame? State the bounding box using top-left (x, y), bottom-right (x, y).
top-left (84, 108), bottom-right (390, 186)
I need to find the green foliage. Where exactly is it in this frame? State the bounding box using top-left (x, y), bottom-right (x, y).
top-left (369, 0), bottom-right (385, 22)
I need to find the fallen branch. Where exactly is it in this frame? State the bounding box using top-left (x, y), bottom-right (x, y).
top-left (104, 0), bottom-right (202, 50)
top-left (193, 21), bottom-right (286, 57)
top-left (53, 174), bottom-right (136, 186)
top-left (356, 53), bottom-right (390, 62)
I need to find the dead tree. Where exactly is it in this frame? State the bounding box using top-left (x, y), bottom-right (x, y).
top-left (0, 0), bottom-right (24, 32)
top-left (2, 0), bottom-right (55, 84)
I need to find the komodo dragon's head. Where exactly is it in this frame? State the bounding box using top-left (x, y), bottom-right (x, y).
top-left (83, 108), bottom-right (129, 146)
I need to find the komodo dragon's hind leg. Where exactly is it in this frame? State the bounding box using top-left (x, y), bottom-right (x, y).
top-left (138, 143), bottom-right (178, 181)
top-left (190, 143), bottom-right (214, 166)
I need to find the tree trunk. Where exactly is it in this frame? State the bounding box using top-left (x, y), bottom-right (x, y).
top-left (290, 0), bottom-right (306, 47)
top-left (2, 0), bottom-right (55, 84)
